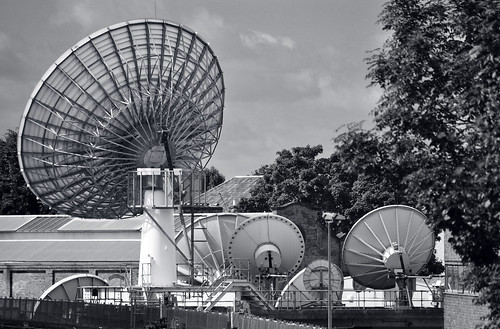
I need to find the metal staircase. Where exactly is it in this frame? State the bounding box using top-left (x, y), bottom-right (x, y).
top-left (201, 277), bottom-right (276, 312)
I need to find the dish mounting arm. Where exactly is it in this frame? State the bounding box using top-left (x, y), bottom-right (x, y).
top-left (160, 127), bottom-right (174, 170)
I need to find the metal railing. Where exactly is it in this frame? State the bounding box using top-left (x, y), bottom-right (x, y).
top-left (78, 260), bottom-right (444, 311)
top-left (273, 288), bottom-right (442, 309)
top-left (121, 286), bottom-right (441, 311)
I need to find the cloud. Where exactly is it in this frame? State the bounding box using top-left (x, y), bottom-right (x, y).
top-left (240, 30), bottom-right (295, 50)
top-left (187, 9), bottom-right (225, 41)
top-left (284, 69), bottom-right (320, 95)
top-left (0, 32), bottom-right (33, 79)
top-left (0, 33), bottom-right (11, 51)
top-left (51, 1), bottom-right (97, 29)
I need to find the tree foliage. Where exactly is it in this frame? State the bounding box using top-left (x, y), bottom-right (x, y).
top-left (328, 126), bottom-right (404, 234)
top-left (367, 0), bottom-right (500, 326)
top-left (0, 130), bottom-right (52, 215)
top-left (237, 145), bottom-right (333, 212)
top-left (203, 166), bottom-right (225, 190)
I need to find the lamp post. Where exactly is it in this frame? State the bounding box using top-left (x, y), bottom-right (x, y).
top-left (323, 213), bottom-right (335, 329)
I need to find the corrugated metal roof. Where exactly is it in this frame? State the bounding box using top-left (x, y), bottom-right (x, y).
top-left (0, 240), bottom-right (140, 262)
top-left (59, 217), bottom-right (144, 231)
top-left (202, 176), bottom-right (263, 211)
top-left (17, 216), bottom-right (73, 232)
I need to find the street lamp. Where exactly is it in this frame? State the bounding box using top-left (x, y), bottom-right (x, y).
top-left (323, 213), bottom-right (336, 329)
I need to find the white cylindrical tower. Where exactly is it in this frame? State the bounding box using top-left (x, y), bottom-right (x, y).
top-left (139, 207), bottom-right (176, 287)
top-left (136, 168), bottom-right (180, 287)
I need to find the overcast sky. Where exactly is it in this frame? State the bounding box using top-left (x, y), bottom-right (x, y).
top-left (0, 0), bottom-right (388, 179)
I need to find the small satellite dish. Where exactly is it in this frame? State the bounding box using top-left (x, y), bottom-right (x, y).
top-left (303, 259), bottom-right (344, 300)
top-left (342, 205), bottom-right (435, 289)
top-left (34, 274), bottom-right (108, 315)
top-left (276, 260), bottom-right (343, 308)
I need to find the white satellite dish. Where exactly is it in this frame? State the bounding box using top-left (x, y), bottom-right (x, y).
top-left (342, 205), bottom-right (435, 289)
top-left (228, 214), bottom-right (305, 281)
top-left (276, 260), bottom-right (343, 308)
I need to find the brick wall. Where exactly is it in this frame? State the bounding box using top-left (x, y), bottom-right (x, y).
top-left (0, 270), bottom-right (7, 297)
top-left (53, 270), bottom-right (90, 283)
top-left (11, 271), bottom-right (52, 298)
top-left (443, 292), bottom-right (489, 329)
top-left (0, 265), bottom-right (139, 299)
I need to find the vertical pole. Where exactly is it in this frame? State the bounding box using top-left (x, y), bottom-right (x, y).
top-left (327, 220), bottom-right (332, 329)
top-left (190, 172), bottom-right (195, 285)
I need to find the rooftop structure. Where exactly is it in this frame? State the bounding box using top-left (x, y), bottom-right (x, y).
top-left (201, 175), bottom-right (263, 211)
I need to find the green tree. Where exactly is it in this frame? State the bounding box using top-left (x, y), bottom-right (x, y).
top-left (328, 126), bottom-right (400, 235)
top-left (368, 0), bottom-right (500, 325)
top-left (203, 166), bottom-right (225, 190)
top-left (0, 130), bottom-right (51, 215)
top-left (237, 145), bottom-right (332, 212)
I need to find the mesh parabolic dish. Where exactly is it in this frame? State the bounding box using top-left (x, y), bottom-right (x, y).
top-left (342, 205), bottom-right (435, 290)
top-left (18, 19), bottom-right (225, 219)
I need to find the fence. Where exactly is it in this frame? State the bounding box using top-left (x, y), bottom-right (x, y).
top-left (0, 289), bottom-right (442, 329)
top-left (152, 308), bottom-right (229, 329)
top-left (0, 297), bottom-right (328, 329)
top-left (231, 313), bottom-right (325, 329)
top-left (0, 297), bottom-right (157, 328)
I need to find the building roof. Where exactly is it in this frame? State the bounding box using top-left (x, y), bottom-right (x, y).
top-left (0, 215), bottom-right (37, 232)
top-left (0, 215), bottom-right (143, 264)
top-left (202, 176), bottom-right (263, 211)
top-left (0, 240), bottom-right (139, 262)
top-left (60, 217), bottom-right (144, 231)
top-left (17, 215), bottom-right (73, 232)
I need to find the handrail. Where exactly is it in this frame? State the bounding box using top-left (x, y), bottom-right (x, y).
top-left (273, 288), bottom-right (443, 310)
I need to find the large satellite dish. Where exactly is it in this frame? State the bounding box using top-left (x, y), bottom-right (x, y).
top-left (342, 205), bottom-right (435, 289)
top-left (18, 19), bottom-right (225, 219)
